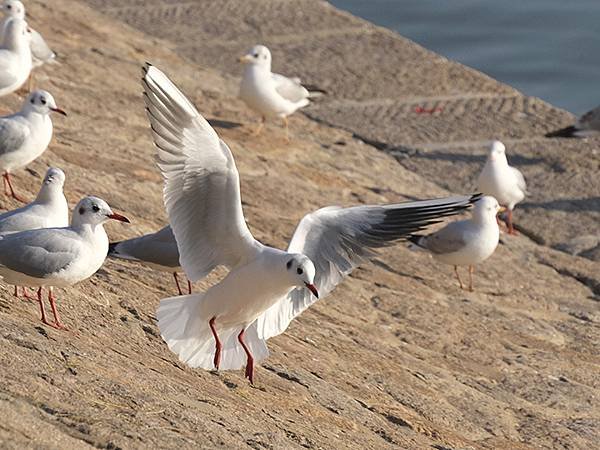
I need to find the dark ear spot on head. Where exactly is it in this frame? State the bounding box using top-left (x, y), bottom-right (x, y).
top-left (286, 259), bottom-right (293, 270)
top-left (78, 207), bottom-right (85, 215)
top-left (30, 98), bottom-right (34, 104)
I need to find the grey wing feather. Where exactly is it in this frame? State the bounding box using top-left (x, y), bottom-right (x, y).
top-left (109, 225), bottom-right (180, 269)
top-left (0, 118), bottom-right (29, 156)
top-left (30, 28), bottom-right (56, 64)
top-left (420, 221), bottom-right (468, 254)
top-left (510, 166), bottom-right (527, 193)
top-left (272, 73), bottom-right (310, 103)
top-left (256, 194), bottom-right (479, 339)
top-left (0, 229), bottom-right (79, 278)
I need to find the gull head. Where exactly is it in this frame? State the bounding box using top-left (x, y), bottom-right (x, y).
top-left (73, 196), bottom-right (130, 227)
top-left (487, 140), bottom-right (506, 162)
top-left (473, 195), bottom-right (502, 222)
top-left (285, 254), bottom-right (318, 298)
top-left (42, 167), bottom-right (66, 188)
top-left (3, 0), bottom-right (25, 19)
top-left (239, 44), bottom-right (271, 68)
top-left (25, 90), bottom-right (67, 116)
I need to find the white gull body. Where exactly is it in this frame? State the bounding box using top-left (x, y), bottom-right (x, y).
top-left (0, 16), bottom-right (30, 96)
top-left (142, 63), bottom-right (478, 382)
top-left (0, 167), bottom-right (68, 233)
top-left (477, 140), bottom-right (526, 234)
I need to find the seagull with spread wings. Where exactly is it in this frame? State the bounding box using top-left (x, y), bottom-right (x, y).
top-left (142, 63), bottom-right (479, 383)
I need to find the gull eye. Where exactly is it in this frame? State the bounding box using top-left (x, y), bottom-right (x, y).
top-left (253, 53), bottom-right (259, 58)
top-left (40, 97), bottom-right (46, 105)
top-left (297, 268), bottom-right (303, 275)
top-left (92, 205), bottom-right (100, 213)
top-left (7, 5), bottom-right (11, 9)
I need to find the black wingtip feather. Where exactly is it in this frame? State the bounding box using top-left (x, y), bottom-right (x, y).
top-left (108, 241), bottom-right (120, 257)
top-left (545, 125), bottom-right (577, 138)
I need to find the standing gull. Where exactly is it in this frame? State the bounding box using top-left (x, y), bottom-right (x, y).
top-left (0, 167), bottom-right (68, 297)
top-left (0, 17), bottom-right (31, 96)
top-left (1, 0), bottom-right (57, 91)
top-left (545, 105), bottom-right (600, 138)
top-left (0, 196), bottom-right (129, 329)
top-left (143, 63), bottom-right (479, 383)
top-left (239, 44), bottom-right (324, 141)
top-left (0, 89), bottom-right (66, 202)
top-left (477, 140), bottom-right (526, 235)
top-left (108, 225), bottom-right (192, 295)
top-left (408, 196), bottom-right (501, 291)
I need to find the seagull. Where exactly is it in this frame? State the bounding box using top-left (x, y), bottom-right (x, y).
top-left (0, 16), bottom-right (31, 96)
top-left (142, 63), bottom-right (479, 383)
top-left (108, 225), bottom-right (192, 295)
top-left (238, 44), bottom-right (325, 141)
top-left (477, 141), bottom-right (526, 235)
top-left (545, 105), bottom-right (600, 138)
top-left (0, 196), bottom-right (129, 329)
top-left (408, 196), bottom-right (501, 291)
top-left (1, 0), bottom-right (57, 91)
top-left (0, 166), bottom-right (68, 298)
top-left (0, 89), bottom-right (66, 202)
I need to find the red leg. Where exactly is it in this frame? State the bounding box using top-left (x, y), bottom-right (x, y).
top-left (37, 287), bottom-right (51, 326)
top-left (209, 317), bottom-right (221, 370)
top-left (187, 279), bottom-right (192, 295)
top-left (506, 209), bottom-right (518, 235)
top-left (48, 287), bottom-right (66, 330)
top-left (173, 272), bottom-right (183, 296)
top-left (22, 287), bottom-right (32, 300)
top-left (3, 173), bottom-right (26, 203)
top-left (2, 174), bottom-right (9, 196)
top-left (237, 328), bottom-right (254, 384)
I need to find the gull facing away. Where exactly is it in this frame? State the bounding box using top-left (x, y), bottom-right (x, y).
top-left (545, 105), bottom-right (600, 138)
top-left (408, 196), bottom-right (501, 291)
top-left (142, 63), bottom-right (479, 383)
top-left (0, 16), bottom-right (31, 96)
top-left (0, 89), bottom-right (66, 202)
top-left (108, 225), bottom-right (192, 296)
top-left (239, 45), bottom-right (325, 141)
top-left (0, 196), bottom-right (129, 329)
top-left (1, 0), bottom-right (57, 91)
top-left (0, 167), bottom-right (68, 297)
top-left (477, 141), bottom-right (526, 235)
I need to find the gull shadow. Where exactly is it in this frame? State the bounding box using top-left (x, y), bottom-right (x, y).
top-left (402, 150), bottom-right (545, 167)
top-left (522, 197), bottom-right (600, 213)
top-left (207, 118), bottom-right (242, 130)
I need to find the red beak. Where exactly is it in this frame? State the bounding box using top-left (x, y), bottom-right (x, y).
top-left (107, 212), bottom-right (130, 223)
top-left (305, 283), bottom-right (319, 299)
top-left (50, 107), bottom-right (67, 116)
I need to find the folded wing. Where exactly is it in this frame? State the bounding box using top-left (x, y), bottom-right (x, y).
top-left (142, 64), bottom-right (258, 281)
top-left (256, 194), bottom-right (479, 339)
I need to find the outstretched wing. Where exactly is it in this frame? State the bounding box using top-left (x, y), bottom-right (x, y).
top-left (142, 64), bottom-right (258, 281)
top-left (255, 194), bottom-right (479, 339)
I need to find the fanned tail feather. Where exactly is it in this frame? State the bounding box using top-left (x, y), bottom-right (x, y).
top-left (156, 294), bottom-right (269, 371)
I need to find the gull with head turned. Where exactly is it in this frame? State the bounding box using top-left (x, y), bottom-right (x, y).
top-left (142, 63), bottom-right (479, 384)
